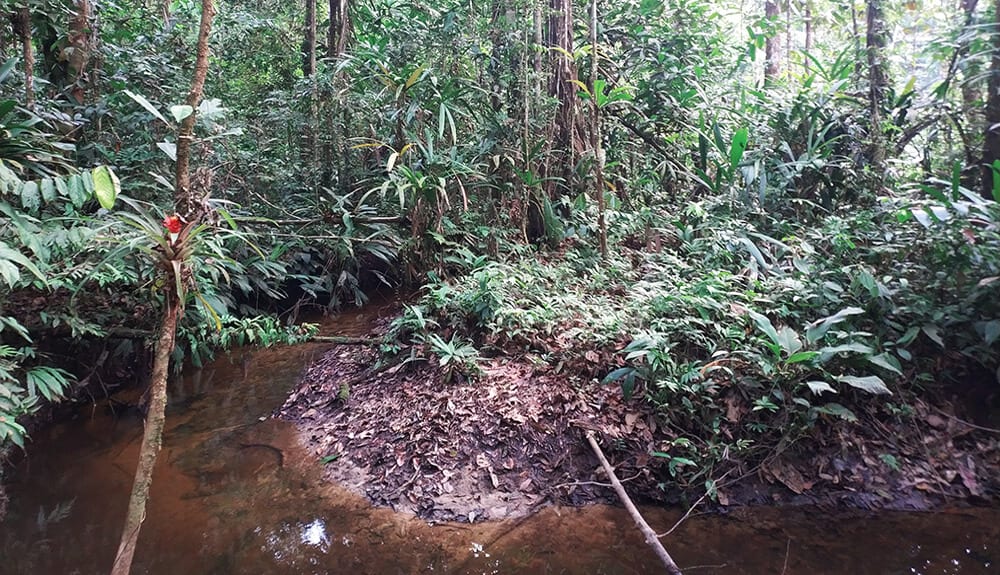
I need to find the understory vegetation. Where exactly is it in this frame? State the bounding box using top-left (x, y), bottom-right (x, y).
top-left (1, 0), bottom-right (998, 506)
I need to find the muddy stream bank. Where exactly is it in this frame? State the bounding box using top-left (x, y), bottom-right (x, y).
top-left (1, 304), bottom-right (998, 574)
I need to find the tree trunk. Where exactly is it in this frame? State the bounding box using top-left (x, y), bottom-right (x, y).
top-left (803, 0), bottom-right (812, 75)
top-left (109, 294), bottom-right (180, 575)
top-left (304, 0), bottom-right (316, 76)
top-left (110, 3), bottom-right (215, 573)
top-left (547, 0), bottom-right (578, 198)
top-left (328, 0), bottom-right (351, 59)
top-left (174, 0), bottom-right (217, 221)
top-left (67, 0), bottom-right (93, 104)
top-left (764, 0), bottom-right (780, 82)
top-left (982, 0), bottom-right (1000, 199)
top-left (16, 8), bottom-right (33, 110)
top-left (866, 0), bottom-right (888, 173)
top-left (590, 0), bottom-right (606, 260)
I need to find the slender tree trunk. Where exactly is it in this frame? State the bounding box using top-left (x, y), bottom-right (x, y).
top-left (764, 1), bottom-right (780, 82)
top-left (174, 0), bottom-right (217, 221)
top-left (68, 0), bottom-right (93, 104)
top-left (590, 0), bottom-right (606, 260)
top-left (866, 0), bottom-right (888, 173)
top-left (328, 0), bottom-right (351, 59)
top-left (533, 0), bottom-right (542, 74)
top-left (109, 295), bottom-right (180, 575)
top-left (304, 0), bottom-right (316, 76)
top-left (547, 0), bottom-right (577, 198)
top-left (982, 0), bottom-right (1000, 199)
top-left (803, 0), bottom-right (812, 75)
top-left (16, 8), bottom-right (33, 110)
top-left (111, 4), bottom-right (214, 570)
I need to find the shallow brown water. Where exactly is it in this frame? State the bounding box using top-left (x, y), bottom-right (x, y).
top-left (1, 307), bottom-right (998, 574)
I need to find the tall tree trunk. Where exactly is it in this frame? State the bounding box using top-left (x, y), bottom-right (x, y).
top-left (328, 0), bottom-right (351, 59)
top-left (68, 0), bottom-right (93, 104)
top-left (304, 0), bottom-right (316, 76)
top-left (110, 4), bottom-right (214, 569)
top-left (866, 0), bottom-right (888, 173)
top-left (16, 8), bottom-right (33, 110)
top-left (764, 0), bottom-right (780, 82)
top-left (982, 0), bottom-right (1000, 199)
top-left (547, 0), bottom-right (578, 198)
top-left (590, 0), bottom-right (606, 260)
top-left (533, 0), bottom-right (542, 74)
top-left (803, 0), bottom-right (812, 75)
top-left (174, 0), bottom-right (217, 221)
top-left (303, 0), bottom-right (317, 188)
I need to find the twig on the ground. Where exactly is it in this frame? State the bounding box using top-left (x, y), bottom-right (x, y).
top-left (926, 402), bottom-right (1000, 434)
top-left (781, 537), bottom-right (791, 574)
top-left (585, 430), bottom-right (685, 575)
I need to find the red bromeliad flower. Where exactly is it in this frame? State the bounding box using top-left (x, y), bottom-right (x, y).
top-left (162, 214), bottom-right (182, 234)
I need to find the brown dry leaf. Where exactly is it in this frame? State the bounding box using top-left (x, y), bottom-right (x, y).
top-left (958, 456), bottom-right (981, 496)
top-left (925, 414), bottom-right (947, 429)
top-left (725, 395), bottom-right (745, 423)
top-left (769, 461), bottom-right (813, 494)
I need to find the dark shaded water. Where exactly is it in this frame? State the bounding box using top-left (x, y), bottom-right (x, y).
top-left (1, 307), bottom-right (998, 574)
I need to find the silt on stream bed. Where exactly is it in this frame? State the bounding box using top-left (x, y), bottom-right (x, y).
top-left (0, 306), bottom-right (998, 574)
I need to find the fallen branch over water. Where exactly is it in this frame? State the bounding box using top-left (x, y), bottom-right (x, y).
top-left (585, 430), bottom-right (684, 575)
top-left (309, 335), bottom-right (380, 345)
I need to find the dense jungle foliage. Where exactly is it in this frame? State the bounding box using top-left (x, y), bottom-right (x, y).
top-left (0, 0), bottom-right (998, 498)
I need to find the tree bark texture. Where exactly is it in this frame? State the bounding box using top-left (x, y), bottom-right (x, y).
top-left (16, 8), bottom-right (33, 110)
top-left (764, 0), bottom-right (780, 82)
top-left (304, 0), bottom-right (316, 76)
top-left (175, 0), bottom-right (217, 221)
top-left (328, 0), bottom-right (351, 59)
top-left (109, 294), bottom-right (180, 575)
top-left (68, 0), bottom-right (93, 104)
top-left (982, 0), bottom-right (1000, 199)
top-left (590, 0), bottom-right (606, 260)
top-left (546, 0), bottom-right (578, 197)
top-left (865, 0), bottom-right (888, 171)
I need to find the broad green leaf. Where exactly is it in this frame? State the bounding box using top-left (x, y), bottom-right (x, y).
top-left (866, 352), bottom-right (902, 375)
top-left (993, 160), bottom-right (1000, 203)
top-left (922, 325), bottom-right (945, 347)
top-left (729, 127), bottom-right (749, 172)
top-left (91, 166), bottom-right (119, 210)
top-left (785, 351), bottom-right (819, 364)
top-left (836, 374), bottom-right (891, 395)
top-left (982, 320), bottom-right (1000, 346)
top-left (20, 181), bottom-right (40, 213)
top-left (805, 306), bottom-right (864, 344)
top-left (40, 178), bottom-right (55, 203)
top-left (775, 325), bottom-right (802, 356)
top-left (747, 310), bottom-right (779, 348)
top-left (0, 58), bottom-right (17, 84)
top-left (170, 104), bottom-right (194, 123)
top-left (66, 175), bottom-right (87, 208)
top-left (814, 402), bottom-right (858, 422)
top-left (123, 89), bottom-right (170, 125)
top-left (157, 141), bottom-right (177, 161)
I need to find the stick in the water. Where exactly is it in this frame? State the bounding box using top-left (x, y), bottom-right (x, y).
top-left (585, 430), bottom-right (684, 575)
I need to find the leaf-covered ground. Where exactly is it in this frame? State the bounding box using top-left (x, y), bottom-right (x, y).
top-left (279, 313), bottom-right (1000, 522)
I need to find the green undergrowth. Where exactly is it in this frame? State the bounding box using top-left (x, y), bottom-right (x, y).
top-left (389, 191), bottom-right (1000, 492)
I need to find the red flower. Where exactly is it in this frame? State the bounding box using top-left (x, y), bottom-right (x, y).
top-left (162, 214), bottom-right (182, 234)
